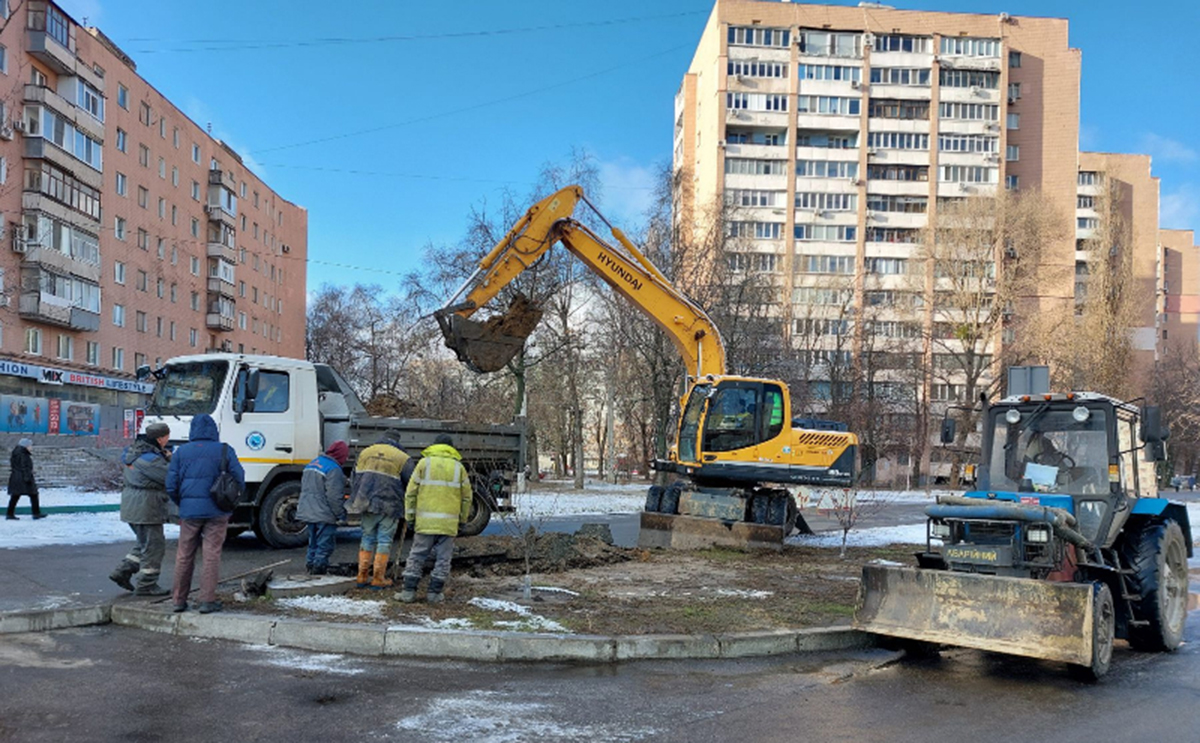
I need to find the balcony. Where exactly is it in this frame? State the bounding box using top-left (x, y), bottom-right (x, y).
top-left (21, 192), bottom-right (101, 233)
top-left (207, 277), bottom-right (236, 297)
top-left (18, 292), bottom-right (100, 331)
top-left (205, 202), bottom-right (237, 227)
top-left (206, 312), bottom-right (235, 331)
top-left (208, 169), bottom-right (237, 191)
top-left (24, 138), bottom-right (103, 190)
top-left (27, 30), bottom-right (75, 76)
top-left (19, 243), bottom-right (101, 283)
top-left (206, 242), bottom-right (236, 263)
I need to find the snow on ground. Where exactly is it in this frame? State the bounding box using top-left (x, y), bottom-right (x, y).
top-left (0, 510), bottom-right (180, 549)
top-left (789, 522), bottom-right (928, 549)
top-left (514, 481), bottom-right (647, 519)
top-left (713, 588), bottom-right (773, 599)
top-left (395, 690), bottom-right (660, 743)
top-left (467, 597), bottom-right (569, 633)
top-left (244, 644), bottom-right (366, 676)
top-left (276, 595), bottom-right (386, 619)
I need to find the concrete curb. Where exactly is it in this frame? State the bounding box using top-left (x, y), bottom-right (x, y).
top-left (107, 604), bottom-right (877, 662)
top-left (0, 604), bottom-right (111, 634)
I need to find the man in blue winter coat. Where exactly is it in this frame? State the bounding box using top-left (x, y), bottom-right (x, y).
top-left (166, 414), bottom-right (245, 614)
top-left (298, 440), bottom-right (349, 575)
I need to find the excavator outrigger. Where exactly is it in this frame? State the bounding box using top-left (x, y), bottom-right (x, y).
top-left (435, 185), bottom-right (858, 549)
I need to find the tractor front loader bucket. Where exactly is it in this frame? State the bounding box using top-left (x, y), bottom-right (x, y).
top-left (438, 294), bottom-right (543, 374)
top-left (854, 565), bottom-right (1096, 665)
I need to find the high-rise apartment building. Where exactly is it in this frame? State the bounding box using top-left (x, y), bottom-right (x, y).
top-left (0, 1), bottom-right (306, 440)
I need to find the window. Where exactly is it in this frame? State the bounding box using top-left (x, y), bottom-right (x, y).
top-left (169, 321), bottom-right (176, 341)
top-left (116, 128), bottom-right (126, 152)
top-left (238, 311), bottom-right (247, 330)
top-left (25, 162), bottom-right (102, 219)
top-left (113, 262), bottom-right (125, 284)
top-left (797, 254), bottom-right (855, 274)
top-left (240, 182), bottom-right (246, 198)
top-left (866, 195), bottom-right (927, 213)
top-left (191, 143), bottom-right (200, 163)
top-left (795, 192), bottom-right (856, 211)
top-left (867, 132), bottom-right (929, 150)
top-left (938, 134), bottom-right (998, 153)
top-left (112, 304), bottom-right (125, 327)
top-left (795, 160), bottom-right (858, 178)
top-left (156, 278), bottom-right (164, 298)
top-left (873, 34), bottom-right (931, 53)
top-left (797, 95), bottom-right (860, 116)
top-left (728, 59), bottom-right (789, 78)
top-left (191, 180), bottom-right (200, 200)
top-left (25, 328), bottom-right (41, 355)
top-left (1078, 171), bottom-right (1098, 186)
top-left (799, 30), bottom-right (863, 58)
top-left (1078, 217), bottom-right (1099, 230)
top-left (1008, 82), bottom-right (1021, 101)
top-left (724, 158), bottom-right (788, 176)
top-left (171, 205), bottom-right (177, 225)
top-left (238, 281), bottom-right (246, 297)
top-left (112, 347), bottom-right (124, 370)
top-left (189, 329), bottom-right (197, 347)
top-left (866, 257), bottom-right (909, 275)
top-left (136, 311), bottom-right (147, 332)
top-left (156, 317), bottom-right (163, 337)
top-left (794, 224), bottom-right (857, 242)
top-left (139, 102), bottom-right (151, 126)
top-left (114, 217), bottom-right (126, 240)
top-left (159, 118), bottom-right (166, 139)
top-left (137, 186), bottom-right (148, 208)
top-left (86, 341), bottom-right (98, 365)
top-left (939, 69), bottom-right (1000, 89)
top-left (158, 157), bottom-right (166, 179)
top-left (1006, 174), bottom-right (1019, 190)
top-left (727, 189), bottom-right (786, 207)
top-left (1007, 113), bottom-right (1020, 129)
top-left (138, 144), bottom-right (149, 168)
top-left (115, 171), bottom-right (127, 195)
top-left (77, 80), bottom-right (103, 121)
top-left (797, 64), bottom-right (860, 82)
top-left (1078, 195), bottom-right (1095, 209)
top-left (1006, 144), bottom-right (1020, 162)
top-left (190, 256), bottom-right (200, 276)
top-left (726, 252), bottom-right (780, 273)
top-left (939, 165), bottom-right (996, 183)
top-left (939, 36), bottom-right (1000, 57)
top-left (117, 85), bottom-right (128, 110)
top-left (869, 98), bottom-right (929, 119)
top-left (170, 283), bottom-right (177, 302)
top-left (171, 166), bottom-right (178, 186)
top-left (158, 197), bottom-right (166, 218)
top-left (1009, 50), bottom-right (1022, 68)
top-left (728, 26), bottom-right (790, 48)
top-left (135, 353), bottom-right (146, 369)
top-left (867, 227), bottom-right (918, 243)
top-left (794, 286), bottom-right (853, 306)
top-left (726, 221), bottom-right (783, 240)
top-left (136, 269), bottom-right (148, 291)
top-left (870, 67), bottom-right (930, 86)
top-left (191, 218), bottom-right (200, 238)
top-left (171, 247), bottom-right (178, 265)
top-left (173, 127), bottom-right (179, 148)
top-left (794, 132), bottom-right (856, 148)
top-left (868, 164), bottom-right (929, 182)
top-left (190, 292), bottom-right (199, 311)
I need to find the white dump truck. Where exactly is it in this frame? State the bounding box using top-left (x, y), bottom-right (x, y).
top-left (138, 353), bottom-right (524, 548)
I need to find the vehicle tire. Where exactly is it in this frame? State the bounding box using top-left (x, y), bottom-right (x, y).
top-left (458, 495), bottom-right (491, 537)
top-left (1121, 520), bottom-right (1189, 652)
top-left (660, 482), bottom-right (683, 515)
top-left (765, 492), bottom-right (790, 526)
top-left (644, 485), bottom-right (664, 513)
top-left (1071, 582), bottom-right (1114, 682)
top-left (254, 481), bottom-right (308, 549)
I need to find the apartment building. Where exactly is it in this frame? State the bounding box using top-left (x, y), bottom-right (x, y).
top-left (1159, 229), bottom-right (1200, 352)
top-left (0, 1), bottom-right (307, 442)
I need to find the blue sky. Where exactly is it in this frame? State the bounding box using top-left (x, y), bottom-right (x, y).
top-left (58, 0), bottom-right (1199, 295)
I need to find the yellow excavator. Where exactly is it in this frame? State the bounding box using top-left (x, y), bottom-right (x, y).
top-left (435, 185), bottom-right (858, 549)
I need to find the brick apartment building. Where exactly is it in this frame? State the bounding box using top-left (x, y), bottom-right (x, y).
top-left (0, 1), bottom-right (306, 443)
top-left (673, 0), bottom-right (1198, 481)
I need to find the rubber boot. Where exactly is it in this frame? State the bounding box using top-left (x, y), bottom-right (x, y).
top-left (108, 560), bottom-right (138, 592)
top-left (427, 579), bottom-right (445, 604)
top-left (369, 552), bottom-right (393, 590)
top-left (396, 576), bottom-right (419, 603)
top-left (355, 550), bottom-right (373, 588)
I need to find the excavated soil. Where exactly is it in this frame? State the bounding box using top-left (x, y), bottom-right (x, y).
top-left (248, 532), bottom-right (920, 636)
top-left (443, 293), bottom-right (544, 373)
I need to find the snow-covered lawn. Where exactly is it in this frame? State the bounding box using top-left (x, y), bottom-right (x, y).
top-left (788, 523), bottom-right (928, 549)
top-left (0, 487), bottom-right (179, 550)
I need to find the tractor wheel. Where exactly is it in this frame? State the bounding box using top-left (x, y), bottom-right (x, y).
top-left (1122, 520), bottom-right (1189, 652)
top-left (1071, 582), bottom-right (1114, 682)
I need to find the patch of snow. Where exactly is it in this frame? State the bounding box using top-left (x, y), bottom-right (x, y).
top-left (713, 588), bottom-right (773, 599)
top-left (244, 645), bottom-right (365, 676)
top-left (510, 489), bottom-right (646, 519)
top-left (0, 510), bottom-right (180, 550)
top-left (34, 487), bottom-right (121, 507)
top-left (276, 595), bottom-right (385, 619)
top-left (869, 559), bottom-right (906, 567)
top-left (418, 617), bottom-right (476, 630)
top-left (789, 523), bottom-right (927, 548)
top-left (468, 597), bottom-right (569, 633)
top-left (530, 586), bottom-right (579, 596)
top-left (395, 690), bottom-right (658, 743)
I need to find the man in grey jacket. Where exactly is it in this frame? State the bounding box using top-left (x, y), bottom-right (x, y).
top-left (297, 441), bottom-right (349, 575)
top-left (110, 422), bottom-right (173, 596)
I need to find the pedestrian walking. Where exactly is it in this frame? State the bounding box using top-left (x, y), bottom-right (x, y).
top-left (398, 434), bottom-right (474, 604)
top-left (349, 431), bottom-right (414, 589)
top-left (166, 414), bottom-right (244, 614)
top-left (298, 440), bottom-right (349, 575)
top-left (5, 438), bottom-right (43, 520)
top-left (109, 422), bottom-right (173, 595)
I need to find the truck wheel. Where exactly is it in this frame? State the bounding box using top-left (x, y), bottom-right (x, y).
top-left (458, 495), bottom-right (491, 537)
top-left (254, 481), bottom-right (308, 549)
top-left (1122, 520), bottom-right (1189, 651)
top-left (1071, 582), bottom-right (1114, 682)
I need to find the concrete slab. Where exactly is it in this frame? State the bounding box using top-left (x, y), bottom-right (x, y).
top-left (796, 627), bottom-right (877, 652)
top-left (613, 633), bottom-right (721, 660)
top-left (176, 612), bottom-right (275, 644)
top-left (497, 632), bottom-right (615, 662)
top-left (0, 604), bottom-right (110, 634)
top-left (110, 604), bottom-right (181, 635)
top-left (270, 620), bottom-right (387, 656)
top-left (267, 575), bottom-right (356, 599)
top-left (718, 629), bottom-right (800, 658)
top-left (384, 626), bottom-right (501, 660)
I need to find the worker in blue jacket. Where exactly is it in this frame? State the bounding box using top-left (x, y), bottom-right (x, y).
top-left (298, 441), bottom-right (349, 575)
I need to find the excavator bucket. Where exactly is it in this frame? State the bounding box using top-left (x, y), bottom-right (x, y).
top-left (438, 294), bottom-right (543, 374)
top-left (854, 565), bottom-right (1096, 665)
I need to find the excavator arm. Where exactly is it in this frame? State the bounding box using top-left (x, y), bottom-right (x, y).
top-left (437, 185), bottom-right (725, 378)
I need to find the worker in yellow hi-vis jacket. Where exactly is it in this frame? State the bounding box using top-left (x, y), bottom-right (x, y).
top-left (396, 433), bottom-right (473, 604)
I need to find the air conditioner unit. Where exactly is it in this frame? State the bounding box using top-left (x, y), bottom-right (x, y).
top-left (958, 182), bottom-right (971, 192)
top-left (0, 125), bottom-right (12, 141)
top-left (866, 148), bottom-right (878, 156)
top-left (984, 153), bottom-right (1000, 162)
top-left (850, 80), bottom-right (861, 90)
top-left (12, 119), bottom-right (26, 134)
top-left (985, 122), bottom-right (1000, 131)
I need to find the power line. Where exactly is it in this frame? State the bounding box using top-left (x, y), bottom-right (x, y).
top-left (255, 163), bottom-right (658, 191)
top-left (123, 10), bottom-right (707, 53)
top-left (254, 42), bottom-right (691, 154)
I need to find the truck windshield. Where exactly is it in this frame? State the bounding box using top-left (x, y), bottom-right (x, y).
top-left (147, 361), bottom-right (229, 416)
top-left (986, 407), bottom-right (1109, 496)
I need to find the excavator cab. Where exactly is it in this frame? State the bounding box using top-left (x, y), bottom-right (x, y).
top-left (677, 380), bottom-right (786, 465)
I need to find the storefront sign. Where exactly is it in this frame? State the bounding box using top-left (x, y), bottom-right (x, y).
top-left (0, 359), bottom-right (155, 394)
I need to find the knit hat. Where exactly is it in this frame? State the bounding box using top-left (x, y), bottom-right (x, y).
top-left (144, 422), bottom-right (171, 440)
top-left (434, 433), bottom-right (454, 447)
top-left (325, 440), bottom-right (350, 465)
top-left (17, 438), bottom-right (31, 449)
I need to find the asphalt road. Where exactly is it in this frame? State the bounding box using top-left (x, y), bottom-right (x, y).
top-left (2, 610), bottom-right (1198, 743)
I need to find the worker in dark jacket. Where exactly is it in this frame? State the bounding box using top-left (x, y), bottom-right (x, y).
top-left (348, 431), bottom-right (414, 589)
top-left (5, 438), bottom-right (42, 520)
top-left (110, 422), bottom-right (173, 595)
top-left (166, 414), bottom-right (244, 614)
top-left (298, 440), bottom-right (349, 575)
top-left (398, 434), bottom-right (474, 604)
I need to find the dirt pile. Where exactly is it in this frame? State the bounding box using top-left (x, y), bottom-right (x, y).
top-left (364, 394), bottom-right (422, 418)
top-left (453, 532), bottom-right (633, 576)
top-left (441, 293), bottom-right (543, 373)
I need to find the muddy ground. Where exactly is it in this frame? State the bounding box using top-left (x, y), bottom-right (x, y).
top-left (245, 532), bottom-right (921, 635)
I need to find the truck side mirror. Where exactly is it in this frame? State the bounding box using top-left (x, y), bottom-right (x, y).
top-left (135, 364), bottom-right (152, 380)
top-left (1140, 405), bottom-right (1169, 444)
top-left (245, 368), bottom-right (261, 402)
top-left (940, 417), bottom-right (956, 445)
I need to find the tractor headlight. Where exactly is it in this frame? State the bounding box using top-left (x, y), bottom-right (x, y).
top-left (1026, 525), bottom-right (1051, 544)
top-left (1072, 406), bottom-right (1091, 423)
top-left (1005, 409), bottom-right (1021, 424)
top-left (930, 521), bottom-right (951, 539)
